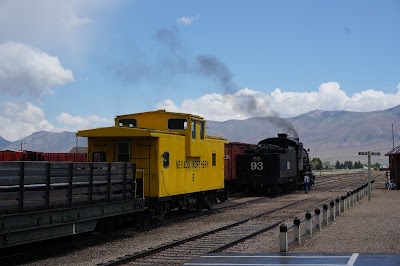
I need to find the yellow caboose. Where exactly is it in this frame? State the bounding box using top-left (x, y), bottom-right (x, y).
top-left (77, 110), bottom-right (226, 218)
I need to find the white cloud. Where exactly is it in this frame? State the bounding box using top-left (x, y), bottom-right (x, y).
top-left (0, 0), bottom-right (118, 57)
top-left (0, 42), bottom-right (74, 96)
top-left (177, 15), bottom-right (199, 25)
top-left (64, 14), bottom-right (93, 29)
top-left (56, 112), bottom-right (113, 132)
top-left (156, 82), bottom-right (400, 121)
top-left (0, 102), bottom-right (55, 141)
top-left (0, 102), bottom-right (112, 141)
top-left (155, 99), bottom-right (179, 112)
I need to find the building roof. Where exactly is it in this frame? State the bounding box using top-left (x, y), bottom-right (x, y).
top-left (385, 145), bottom-right (400, 156)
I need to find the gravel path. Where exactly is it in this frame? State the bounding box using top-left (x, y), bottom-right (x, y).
top-left (289, 186), bottom-right (400, 254)
top-left (227, 173), bottom-right (400, 255)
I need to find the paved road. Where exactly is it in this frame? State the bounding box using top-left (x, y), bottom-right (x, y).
top-left (185, 253), bottom-right (400, 266)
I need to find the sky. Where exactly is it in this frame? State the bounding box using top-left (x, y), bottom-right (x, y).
top-left (1, 0), bottom-right (400, 141)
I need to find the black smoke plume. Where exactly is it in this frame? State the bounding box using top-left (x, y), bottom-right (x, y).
top-left (113, 26), bottom-right (297, 137)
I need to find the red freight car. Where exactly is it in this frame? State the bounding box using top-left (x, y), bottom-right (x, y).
top-left (224, 142), bottom-right (257, 193)
top-left (0, 150), bottom-right (87, 162)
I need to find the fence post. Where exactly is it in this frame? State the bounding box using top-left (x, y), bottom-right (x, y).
top-left (280, 223), bottom-right (288, 252)
top-left (341, 196), bottom-right (345, 213)
top-left (323, 204), bottom-right (329, 226)
top-left (356, 188), bottom-right (360, 201)
top-left (315, 208), bottom-right (321, 232)
top-left (330, 201), bottom-right (336, 222)
top-left (293, 217), bottom-right (301, 245)
top-left (305, 212), bottom-right (312, 237)
top-left (335, 198), bottom-right (341, 216)
top-left (347, 192), bottom-right (351, 209)
top-left (350, 191), bottom-right (354, 207)
top-left (352, 190), bottom-right (356, 205)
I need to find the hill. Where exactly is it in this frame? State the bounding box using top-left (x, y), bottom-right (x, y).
top-left (0, 131), bottom-right (87, 152)
top-left (1, 106), bottom-right (399, 165)
top-left (207, 105), bottom-right (400, 165)
top-left (0, 136), bottom-right (11, 148)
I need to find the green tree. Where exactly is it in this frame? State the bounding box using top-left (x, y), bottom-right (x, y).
top-left (323, 161), bottom-right (331, 169)
top-left (354, 160), bottom-right (363, 169)
top-left (343, 160), bottom-right (353, 169)
top-left (311, 157), bottom-right (323, 170)
top-left (335, 160), bottom-right (341, 169)
top-left (372, 162), bottom-right (381, 169)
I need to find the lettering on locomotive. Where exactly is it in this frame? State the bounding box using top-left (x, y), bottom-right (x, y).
top-left (251, 161), bottom-right (263, 170)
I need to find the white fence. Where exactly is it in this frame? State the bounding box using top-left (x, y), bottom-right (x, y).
top-left (279, 182), bottom-right (371, 252)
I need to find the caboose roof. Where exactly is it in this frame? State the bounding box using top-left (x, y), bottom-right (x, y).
top-left (116, 110), bottom-right (204, 120)
top-left (76, 126), bottom-right (183, 138)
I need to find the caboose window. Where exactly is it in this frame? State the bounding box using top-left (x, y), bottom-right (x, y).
top-left (168, 118), bottom-right (187, 129)
top-left (191, 121), bottom-right (196, 139)
top-left (212, 153), bottom-right (216, 166)
top-left (200, 122), bottom-right (205, 139)
top-left (92, 152), bottom-right (106, 162)
top-left (119, 119), bottom-right (137, 127)
top-left (163, 152), bottom-right (170, 168)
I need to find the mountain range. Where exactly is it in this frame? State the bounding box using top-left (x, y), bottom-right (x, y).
top-left (1, 105), bottom-right (399, 165)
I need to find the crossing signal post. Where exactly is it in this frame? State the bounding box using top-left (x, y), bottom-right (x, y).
top-left (358, 151), bottom-right (381, 201)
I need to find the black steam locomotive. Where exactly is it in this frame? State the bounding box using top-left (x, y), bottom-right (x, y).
top-left (236, 133), bottom-right (310, 194)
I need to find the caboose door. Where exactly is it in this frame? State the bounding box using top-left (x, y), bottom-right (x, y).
top-left (117, 141), bottom-right (130, 162)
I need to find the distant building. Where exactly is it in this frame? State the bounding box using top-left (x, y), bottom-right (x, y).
top-left (385, 145), bottom-right (400, 189)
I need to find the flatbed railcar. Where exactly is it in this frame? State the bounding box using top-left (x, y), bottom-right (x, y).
top-left (236, 133), bottom-right (310, 194)
top-left (0, 161), bottom-right (144, 248)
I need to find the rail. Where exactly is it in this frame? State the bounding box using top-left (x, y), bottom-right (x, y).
top-left (279, 181), bottom-right (374, 252)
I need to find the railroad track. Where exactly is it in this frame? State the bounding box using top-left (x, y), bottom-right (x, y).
top-left (0, 194), bottom-right (269, 265)
top-left (0, 173), bottom-right (371, 265)
top-left (98, 178), bottom-right (369, 266)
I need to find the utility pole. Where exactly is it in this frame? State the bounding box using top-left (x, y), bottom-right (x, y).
top-left (358, 151), bottom-right (381, 201)
top-left (392, 123), bottom-right (395, 149)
